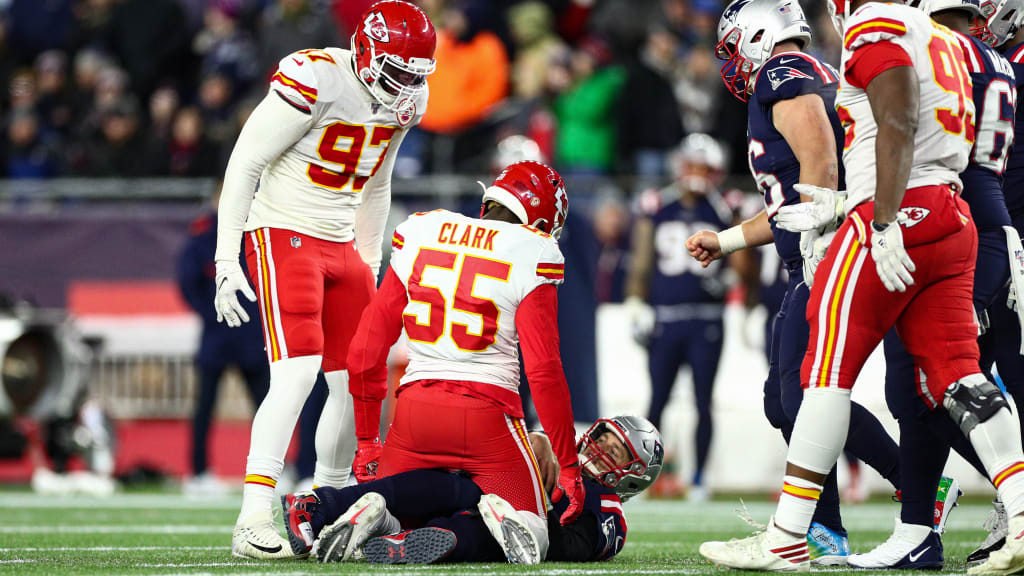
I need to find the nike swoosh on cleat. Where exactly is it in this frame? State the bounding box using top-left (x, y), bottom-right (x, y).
top-left (908, 547), bottom-right (930, 562)
top-left (348, 505), bottom-right (370, 525)
top-left (488, 502), bottom-right (506, 522)
top-left (248, 540), bottom-right (283, 554)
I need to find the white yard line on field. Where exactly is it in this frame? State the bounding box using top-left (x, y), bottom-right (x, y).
top-left (0, 525), bottom-right (233, 534)
top-left (0, 546), bottom-right (224, 552)
top-left (0, 493), bottom-right (240, 510)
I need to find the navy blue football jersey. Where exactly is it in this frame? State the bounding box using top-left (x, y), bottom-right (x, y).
top-left (549, 478), bottom-right (628, 561)
top-left (747, 52), bottom-right (844, 265)
top-left (956, 32), bottom-right (1016, 191)
top-left (643, 190), bottom-right (732, 307)
top-left (999, 41), bottom-right (1024, 218)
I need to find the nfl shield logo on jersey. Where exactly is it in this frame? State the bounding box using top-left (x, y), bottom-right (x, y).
top-left (291, 236), bottom-right (302, 248)
top-left (766, 66), bottom-right (814, 90)
top-left (363, 11), bottom-right (390, 43)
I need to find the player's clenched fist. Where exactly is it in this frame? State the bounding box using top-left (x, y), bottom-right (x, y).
top-left (686, 230), bottom-right (723, 268)
top-left (214, 261), bottom-right (257, 327)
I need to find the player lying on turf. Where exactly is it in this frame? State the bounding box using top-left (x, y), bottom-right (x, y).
top-left (281, 415), bottom-right (663, 564)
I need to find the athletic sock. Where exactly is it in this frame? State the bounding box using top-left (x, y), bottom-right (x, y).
top-left (313, 369), bottom-right (356, 488)
top-left (777, 475), bottom-right (824, 534)
top-left (237, 355), bottom-right (321, 524)
top-left (897, 416), bottom-right (948, 527)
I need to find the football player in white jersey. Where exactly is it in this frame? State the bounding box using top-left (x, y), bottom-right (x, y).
top-left (699, 0), bottom-right (1024, 573)
top-left (342, 161), bottom-right (586, 562)
top-left (211, 0), bottom-right (436, 559)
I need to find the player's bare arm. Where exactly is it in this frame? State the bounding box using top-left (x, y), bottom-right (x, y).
top-left (866, 65), bottom-right (920, 225)
top-left (527, 432), bottom-right (559, 493)
top-left (625, 217), bottom-right (654, 298)
top-left (687, 210), bottom-right (774, 268)
top-left (773, 93), bottom-right (840, 193)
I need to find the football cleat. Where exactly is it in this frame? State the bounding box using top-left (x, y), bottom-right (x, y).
top-left (477, 493), bottom-right (542, 564)
top-left (848, 518), bottom-right (943, 569)
top-left (968, 514), bottom-right (1024, 575)
top-left (934, 476), bottom-right (962, 534)
top-left (317, 492), bottom-right (400, 563)
top-left (281, 491), bottom-right (320, 556)
top-left (807, 522), bottom-right (850, 566)
top-left (699, 516), bottom-right (809, 572)
top-left (969, 499), bottom-right (1008, 566)
top-left (231, 509), bottom-right (296, 559)
top-left (364, 527), bottom-right (457, 564)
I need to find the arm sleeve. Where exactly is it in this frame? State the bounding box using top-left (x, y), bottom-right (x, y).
top-left (546, 512), bottom-right (600, 562)
top-left (354, 128), bottom-right (408, 278)
top-left (214, 92), bottom-right (312, 263)
top-left (844, 41), bottom-right (914, 89)
top-left (516, 283), bottom-right (576, 468)
top-left (347, 266), bottom-right (408, 440)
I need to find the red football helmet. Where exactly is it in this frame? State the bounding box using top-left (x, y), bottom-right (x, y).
top-left (352, 0), bottom-right (436, 110)
top-left (481, 161), bottom-right (569, 238)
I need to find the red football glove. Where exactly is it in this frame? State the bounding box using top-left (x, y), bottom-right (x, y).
top-left (352, 439), bottom-right (382, 483)
top-left (550, 463), bottom-right (586, 526)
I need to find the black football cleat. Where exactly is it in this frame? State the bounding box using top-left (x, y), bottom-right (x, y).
top-left (364, 527), bottom-right (457, 564)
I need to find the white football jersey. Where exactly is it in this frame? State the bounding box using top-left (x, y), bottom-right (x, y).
top-left (244, 47), bottom-right (428, 242)
top-left (837, 3), bottom-right (972, 212)
top-left (388, 210), bottom-right (565, 394)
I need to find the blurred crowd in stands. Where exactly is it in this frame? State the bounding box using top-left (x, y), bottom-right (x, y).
top-left (0, 0), bottom-right (839, 183)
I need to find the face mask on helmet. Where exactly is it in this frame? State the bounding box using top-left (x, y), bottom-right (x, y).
top-left (576, 418), bottom-right (663, 501)
top-left (972, 0), bottom-right (1023, 47)
top-left (716, 29), bottom-right (757, 101)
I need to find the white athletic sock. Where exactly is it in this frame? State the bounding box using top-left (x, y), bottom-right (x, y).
top-left (775, 387), bottom-right (850, 534)
top-left (961, 383), bottom-right (1024, 517)
top-left (237, 355), bottom-right (321, 524)
top-left (312, 369), bottom-right (356, 489)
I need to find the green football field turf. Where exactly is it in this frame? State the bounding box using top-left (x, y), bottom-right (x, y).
top-left (0, 491), bottom-right (998, 575)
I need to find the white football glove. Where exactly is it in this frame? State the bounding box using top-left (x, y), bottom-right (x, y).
top-left (214, 261), bottom-right (257, 327)
top-left (1010, 282), bottom-right (1018, 313)
top-left (625, 297), bottom-right (655, 347)
top-left (774, 184), bottom-right (847, 233)
top-left (870, 215), bottom-right (916, 293)
top-left (800, 228), bottom-right (835, 289)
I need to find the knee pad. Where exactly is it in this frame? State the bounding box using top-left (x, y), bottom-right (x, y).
top-left (943, 374), bottom-right (1009, 436)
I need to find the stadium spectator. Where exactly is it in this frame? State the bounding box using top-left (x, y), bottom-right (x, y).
top-left (7, 0), bottom-right (73, 64)
top-left (67, 48), bottom-right (108, 128)
top-left (145, 85), bottom-right (180, 144)
top-left (593, 196), bottom-right (631, 304)
top-left (256, 0), bottom-right (341, 80)
top-left (508, 1), bottom-right (565, 101)
top-left (34, 51), bottom-right (72, 137)
top-left (197, 73), bottom-right (236, 150)
top-left (75, 96), bottom-right (145, 176)
top-left (104, 0), bottom-right (190, 102)
top-left (551, 38), bottom-right (624, 175)
top-left (418, 0), bottom-right (509, 136)
top-left (194, 1), bottom-right (260, 97)
top-left (148, 106), bottom-right (219, 177)
top-left (3, 108), bottom-right (62, 178)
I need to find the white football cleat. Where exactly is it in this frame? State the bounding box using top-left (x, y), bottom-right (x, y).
top-left (317, 492), bottom-right (400, 563)
top-left (232, 509), bottom-right (295, 559)
top-left (699, 516), bottom-right (809, 572)
top-left (969, 499), bottom-right (1009, 566)
top-left (969, 514), bottom-right (1024, 575)
top-left (478, 493), bottom-right (542, 565)
top-left (847, 518), bottom-right (942, 569)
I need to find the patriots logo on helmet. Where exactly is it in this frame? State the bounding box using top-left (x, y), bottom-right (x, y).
top-left (766, 66), bottom-right (814, 90)
top-left (723, 0), bottom-right (752, 21)
top-left (363, 11), bottom-right (391, 43)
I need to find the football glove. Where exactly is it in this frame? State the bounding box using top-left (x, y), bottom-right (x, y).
top-left (352, 439), bottom-right (382, 483)
top-left (551, 463), bottom-right (586, 526)
top-left (1010, 282), bottom-right (1018, 313)
top-left (800, 228), bottom-right (836, 289)
top-left (775, 184), bottom-right (847, 233)
top-left (214, 261), bottom-right (257, 327)
top-left (625, 297), bottom-right (655, 346)
top-left (871, 215), bottom-right (916, 293)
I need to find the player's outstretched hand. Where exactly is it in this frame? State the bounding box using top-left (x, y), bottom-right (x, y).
top-left (551, 464), bottom-right (586, 526)
top-left (214, 261), bottom-right (257, 327)
top-left (870, 216), bottom-right (916, 292)
top-left (353, 439), bottom-right (382, 483)
top-left (686, 230), bottom-right (722, 268)
top-left (776, 184), bottom-right (846, 232)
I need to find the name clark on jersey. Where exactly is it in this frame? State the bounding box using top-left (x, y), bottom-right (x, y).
top-left (437, 222), bottom-right (500, 251)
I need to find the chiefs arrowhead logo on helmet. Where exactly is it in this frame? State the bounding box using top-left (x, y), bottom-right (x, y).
top-left (363, 11), bottom-right (391, 43)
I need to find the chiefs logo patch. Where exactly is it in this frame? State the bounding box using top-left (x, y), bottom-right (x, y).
top-left (898, 206), bottom-right (930, 228)
top-left (395, 98), bottom-right (416, 126)
top-left (363, 11), bottom-right (390, 43)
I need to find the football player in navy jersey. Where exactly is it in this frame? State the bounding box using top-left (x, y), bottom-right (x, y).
top-left (280, 416), bottom-right (661, 564)
top-left (624, 133), bottom-right (734, 502)
top-left (687, 0), bottom-right (902, 565)
top-left (852, 1), bottom-right (1015, 568)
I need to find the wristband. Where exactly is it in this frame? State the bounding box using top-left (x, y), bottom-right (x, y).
top-left (717, 225), bottom-right (747, 255)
